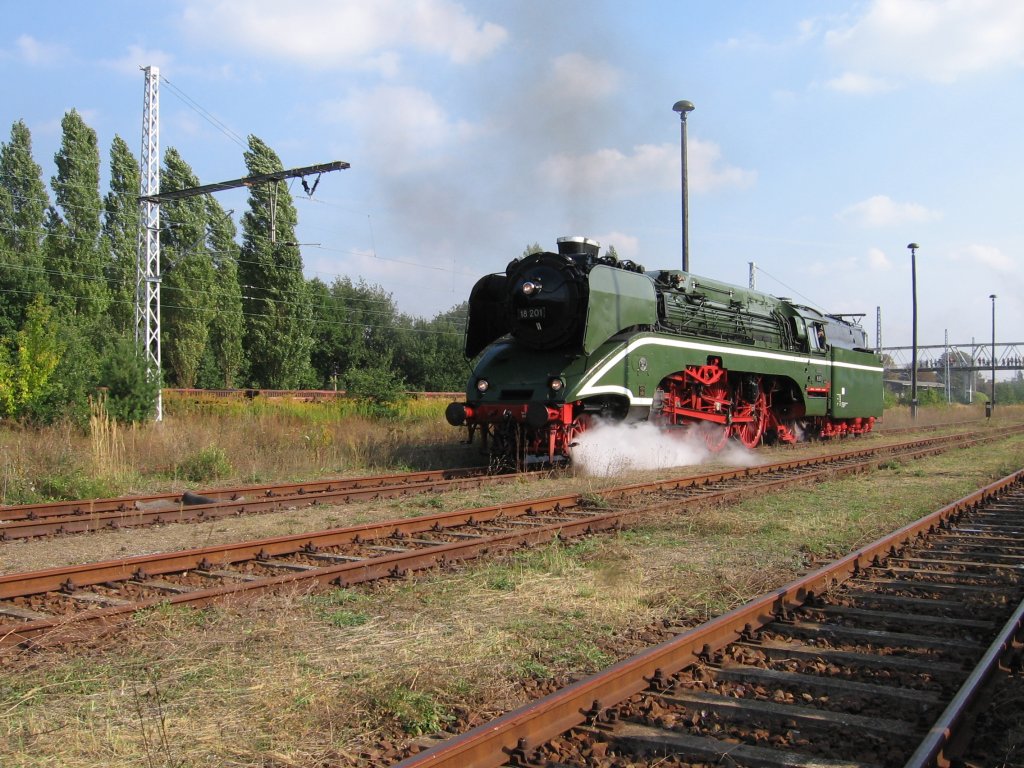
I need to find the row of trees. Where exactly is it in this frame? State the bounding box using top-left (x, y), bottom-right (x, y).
top-left (0, 112), bottom-right (470, 424)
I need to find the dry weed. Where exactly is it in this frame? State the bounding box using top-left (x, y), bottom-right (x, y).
top-left (2, 406), bottom-right (1023, 767)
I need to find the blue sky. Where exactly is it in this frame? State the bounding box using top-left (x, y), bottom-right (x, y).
top-left (2, 0), bottom-right (1021, 351)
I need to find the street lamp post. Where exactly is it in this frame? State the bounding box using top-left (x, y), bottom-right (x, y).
top-left (672, 99), bottom-right (695, 273)
top-left (990, 293), bottom-right (997, 416)
top-left (907, 243), bottom-right (919, 420)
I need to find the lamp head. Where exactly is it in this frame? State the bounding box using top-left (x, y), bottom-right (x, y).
top-left (672, 100), bottom-right (695, 115)
top-left (907, 242), bottom-right (919, 251)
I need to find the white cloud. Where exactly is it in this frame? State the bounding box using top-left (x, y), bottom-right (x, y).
top-left (823, 0), bottom-right (1024, 85)
top-left (825, 72), bottom-right (895, 94)
top-left (181, 0), bottom-right (507, 71)
top-left (13, 35), bottom-right (68, 66)
top-left (838, 195), bottom-right (941, 228)
top-left (102, 45), bottom-right (175, 76)
top-left (721, 16), bottom-right (821, 53)
top-left (688, 140), bottom-right (759, 193)
top-left (538, 140), bottom-right (756, 196)
top-left (866, 247), bottom-right (893, 270)
top-left (590, 231), bottom-right (640, 261)
top-left (324, 86), bottom-right (478, 174)
top-left (953, 243), bottom-right (1016, 272)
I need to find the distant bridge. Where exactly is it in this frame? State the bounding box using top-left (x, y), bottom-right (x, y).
top-left (880, 342), bottom-right (1024, 375)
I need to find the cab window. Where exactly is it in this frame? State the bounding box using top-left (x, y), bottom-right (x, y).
top-left (809, 323), bottom-right (827, 352)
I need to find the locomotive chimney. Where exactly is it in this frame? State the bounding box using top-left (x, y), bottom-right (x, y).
top-left (556, 236), bottom-right (600, 259)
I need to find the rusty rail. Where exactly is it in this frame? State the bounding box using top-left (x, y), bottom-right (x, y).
top-left (904, 580), bottom-right (1024, 767)
top-left (391, 469), bottom-right (1024, 768)
top-left (0, 465), bottom-right (489, 523)
top-left (2, 429), bottom-right (1021, 652)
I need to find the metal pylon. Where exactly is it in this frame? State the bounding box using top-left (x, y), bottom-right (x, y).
top-left (136, 65), bottom-right (162, 420)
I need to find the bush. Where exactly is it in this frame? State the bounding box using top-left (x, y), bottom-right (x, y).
top-left (177, 446), bottom-right (232, 483)
top-left (343, 363), bottom-right (409, 418)
top-left (34, 467), bottom-right (115, 502)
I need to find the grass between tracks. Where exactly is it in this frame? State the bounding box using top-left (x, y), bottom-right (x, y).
top-left (2, 414), bottom-right (1024, 766)
top-left (0, 395), bottom-right (472, 506)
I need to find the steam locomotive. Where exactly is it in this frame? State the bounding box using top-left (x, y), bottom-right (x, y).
top-left (446, 236), bottom-right (883, 464)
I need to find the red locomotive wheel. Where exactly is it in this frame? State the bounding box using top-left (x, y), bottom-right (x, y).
top-left (733, 389), bottom-right (768, 448)
top-left (563, 416), bottom-right (589, 454)
top-left (700, 380), bottom-right (732, 451)
top-left (703, 424), bottom-right (730, 452)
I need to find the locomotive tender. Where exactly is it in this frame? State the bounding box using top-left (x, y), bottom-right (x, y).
top-left (446, 236), bottom-right (883, 463)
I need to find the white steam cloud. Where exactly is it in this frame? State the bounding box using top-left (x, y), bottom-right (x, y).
top-left (571, 420), bottom-right (760, 477)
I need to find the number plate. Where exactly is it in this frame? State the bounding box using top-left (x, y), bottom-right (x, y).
top-left (517, 307), bottom-right (546, 320)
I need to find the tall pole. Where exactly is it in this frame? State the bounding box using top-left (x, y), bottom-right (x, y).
top-left (970, 336), bottom-right (975, 403)
top-left (137, 66), bottom-right (162, 421)
top-left (907, 243), bottom-right (919, 420)
top-left (990, 294), bottom-right (997, 413)
top-left (944, 328), bottom-right (950, 404)
top-left (672, 100), bottom-right (695, 273)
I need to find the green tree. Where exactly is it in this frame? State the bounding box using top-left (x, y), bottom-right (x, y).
top-left (0, 343), bottom-right (11, 416)
top-left (306, 277), bottom-right (335, 387)
top-left (238, 135), bottom-right (312, 388)
top-left (199, 196), bottom-right (245, 388)
top-left (0, 296), bottom-right (64, 420)
top-left (309, 277), bottom-right (399, 387)
top-left (98, 335), bottom-right (161, 423)
top-left (48, 109), bottom-right (108, 321)
top-left (160, 148), bottom-right (214, 388)
top-left (391, 303), bottom-right (469, 391)
top-left (0, 120), bottom-right (50, 338)
top-left (102, 135), bottom-right (141, 334)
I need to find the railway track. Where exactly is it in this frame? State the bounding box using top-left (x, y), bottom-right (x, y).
top-left (391, 470), bottom-right (1024, 768)
top-left (0, 421), bottom-right (995, 540)
top-left (2, 428), bottom-right (1020, 651)
top-left (0, 465), bottom-right (499, 540)
top-left (0, 423), bottom-right (1001, 541)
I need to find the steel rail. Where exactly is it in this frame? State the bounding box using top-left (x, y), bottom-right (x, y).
top-left (0, 430), bottom-right (999, 598)
top-left (0, 469), bottom-right (513, 540)
top-left (903, 596), bottom-right (1024, 768)
top-left (0, 466), bottom-right (490, 522)
top-left (2, 425), bottom-right (1015, 541)
top-left (391, 468), bottom-right (1024, 768)
top-left (0, 430), bottom-right (994, 540)
top-left (0, 421), bottom-right (1004, 522)
top-left (1, 429), bottom-right (1019, 650)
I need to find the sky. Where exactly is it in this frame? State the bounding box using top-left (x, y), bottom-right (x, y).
top-left (1, 0), bottom-right (1021, 352)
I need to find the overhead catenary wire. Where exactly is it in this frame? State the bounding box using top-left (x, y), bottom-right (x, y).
top-left (0, 283), bottom-right (466, 337)
top-left (0, 168), bottom-right (482, 283)
top-left (0, 78), bottom-right (477, 387)
top-left (0, 257), bottom-right (466, 328)
top-left (160, 76), bottom-right (248, 150)
top-left (748, 263), bottom-right (825, 313)
top-left (1, 150), bottom-right (484, 276)
top-left (0, 214), bottom-right (477, 313)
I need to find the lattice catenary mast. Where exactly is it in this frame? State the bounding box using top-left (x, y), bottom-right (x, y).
top-left (136, 66), bottom-right (162, 419)
top-left (134, 66), bottom-right (349, 421)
